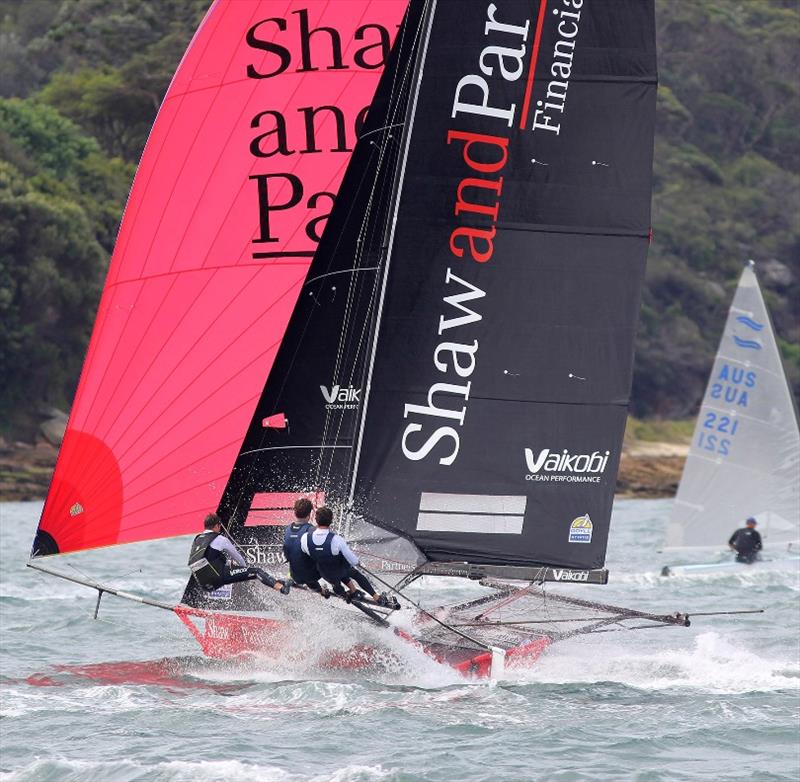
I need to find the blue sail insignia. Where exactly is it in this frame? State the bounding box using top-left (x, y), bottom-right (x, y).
top-left (732, 335), bottom-right (762, 350)
top-left (735, 315), bottom-right (764, 331)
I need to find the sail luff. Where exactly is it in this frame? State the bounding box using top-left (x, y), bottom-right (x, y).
top-left (348, 0), bottom-right (438, 505)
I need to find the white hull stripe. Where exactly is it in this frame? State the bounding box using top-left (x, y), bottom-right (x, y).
top-left (416, 493), bottom-right (526, 534)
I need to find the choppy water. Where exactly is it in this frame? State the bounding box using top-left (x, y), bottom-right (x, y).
top-left (1, 499), bottom-right (798, 781)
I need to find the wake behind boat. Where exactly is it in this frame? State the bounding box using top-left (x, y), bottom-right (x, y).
top-left (26, 0), bottom-right (715, 677)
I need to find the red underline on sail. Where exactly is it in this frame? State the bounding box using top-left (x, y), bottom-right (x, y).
top-left (519, 0), bottom-right (549, 130)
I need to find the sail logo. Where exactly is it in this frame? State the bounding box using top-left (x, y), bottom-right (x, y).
top-left (551, 568), bottom-right (589, 582)
top-left (568, 514), bottom-right (593, 544)
top-left (524, 448), bottom-right (610, 483)
top-left (69, 502), bottom-right (84, 517)
top-left (244, 9), bottom-right (398, 260)
top-left (320, 384), bottom-right (361, 410)
top-left (735, 315), bottom-right (764, 331)
top-left (732, 335), bottom-right (762, 350)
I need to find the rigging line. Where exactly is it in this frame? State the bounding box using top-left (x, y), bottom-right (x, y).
top-left (475, 580), bottom-right (542, 620)
top-left (358, 564), bottom-right (494, 653)
top-left (333, 25), bottom-right (427, 481)
top-left (225, 4), bottom-right (425, 517)
top-left (348, 0), bottom-right (438, 505)
top-left (320, 12), bottom-right (422, 426)
top-left (239, 444), bottom-right (351, 457)
top-left (453, 616), bottom-right (624, 627)
top-left (313, 10), bottom-right (424, 488)
top-left (315, 16), bottom-right (427, 489)
top-left (303, 267), bottom-right (380, 287)
top-left (293, 9), bottom-right (420, 427)
top-left (358, 122), bottom-right (405, 141)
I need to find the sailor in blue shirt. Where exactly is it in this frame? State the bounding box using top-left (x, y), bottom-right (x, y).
top-left (283, 498), bottom-right (327, 595)
top-left (301, 506), bottom-right (397, 608)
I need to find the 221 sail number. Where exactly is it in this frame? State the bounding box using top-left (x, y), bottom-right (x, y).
top-left (697, 412), bottom-right (740, 456)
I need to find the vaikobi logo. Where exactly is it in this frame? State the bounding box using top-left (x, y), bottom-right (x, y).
top-left (551, 569), bottom-right (590, 582)
top-left (524, 448), bottom-right (610, 483)
top-left (320, 385), bottom-right (361, 410)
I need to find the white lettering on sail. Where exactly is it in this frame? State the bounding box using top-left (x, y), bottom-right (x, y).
top-left (320, 384), bottom-right (361, 410)
top-left (401, 269), bottom-right (486, 466)
top-left (531, 4), bottom-right (583, 135)
top-left (524, 448), bottom-right (611, 479)
top-left (451, 3), bottom-right (530, 126)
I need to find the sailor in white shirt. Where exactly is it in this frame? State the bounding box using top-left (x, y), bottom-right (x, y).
top-left (300, 506), bottom-right (397, 608)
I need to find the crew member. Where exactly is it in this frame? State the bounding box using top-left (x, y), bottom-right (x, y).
top-left (189, 513), bottom-right (290, 593)
top-left (301, 506), bottom-right (398, 608)
top-left (728, 517), bottom-right (763, 564)
top-left (283, 498), bottom-right (328, 596)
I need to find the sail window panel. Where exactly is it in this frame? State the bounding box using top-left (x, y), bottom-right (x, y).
top-left (417, 513), bottom-right (524, 535)
top-left (419, 492), bottom-right (526, 515)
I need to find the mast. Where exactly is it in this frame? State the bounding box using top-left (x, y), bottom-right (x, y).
top-left (348, 0), bottom-right (438, 504)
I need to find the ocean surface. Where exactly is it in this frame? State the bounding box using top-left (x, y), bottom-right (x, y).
top-left (1, 499), bottom-right (798, 782)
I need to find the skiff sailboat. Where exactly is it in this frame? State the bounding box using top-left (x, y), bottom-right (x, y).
top-left (662, 262), bottom-right (800, 577)
top-left (29, 0), bottom-right (698, 677)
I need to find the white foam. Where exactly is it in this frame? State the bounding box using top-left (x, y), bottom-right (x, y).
top-left (0, 758), bottom-right (398, 782)
top-left (506, 631), bottom-right (800, 693)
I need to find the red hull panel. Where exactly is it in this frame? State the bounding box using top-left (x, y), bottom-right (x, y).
top-left (174, 607), bottom-right (551, 678)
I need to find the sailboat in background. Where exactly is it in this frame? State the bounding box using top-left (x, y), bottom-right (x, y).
top-left (663, 262), bottom-right (800, 576)
top-left (29, 0), bottom-right (699, 677)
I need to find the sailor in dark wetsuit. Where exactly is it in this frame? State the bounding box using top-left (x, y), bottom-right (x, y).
top-left (728, 517), bottom-right (763, 564)
top-left (301, 506), bottom-right (398, 608)
top-left (283, 498), bottom-right (328, 596)
top-left (189, 513), bottom-right (290, 593)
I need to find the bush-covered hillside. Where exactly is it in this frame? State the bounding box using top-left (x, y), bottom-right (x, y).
top-left (0, 0), bottom-right (798, 437)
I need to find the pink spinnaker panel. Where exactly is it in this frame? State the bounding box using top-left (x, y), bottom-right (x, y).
top-left (36, 0), bottom-right (408, 555)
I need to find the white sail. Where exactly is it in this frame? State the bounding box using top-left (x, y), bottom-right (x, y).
top-left (668, 262), bottom-right (800, 548)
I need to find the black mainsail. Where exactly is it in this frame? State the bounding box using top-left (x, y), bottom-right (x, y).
top-left (353, 0), bottom-right (658, 571)
top-left (218, 0), bottom-right (658, 577)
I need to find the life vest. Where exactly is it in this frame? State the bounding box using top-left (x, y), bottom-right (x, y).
top-left (283, 521), bottom-right (320, 583)
top-left (732, 528), bottom-right (760, 553)
top-left (187, 531), bottom-right (227, 585)
top-left (305, 530), bottom-right (351, 584)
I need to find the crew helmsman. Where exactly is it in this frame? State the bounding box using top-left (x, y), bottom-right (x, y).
top-left (301, 506), bottom-right (397, 608)
top-left (728, 517), bottom-right (763, 564)
top-left (283, 498), bottom-right (328, 596)
top-left (189, 513), bottom-right (290, 593)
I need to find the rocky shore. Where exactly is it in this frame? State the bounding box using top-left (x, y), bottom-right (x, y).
top-left (0, 434), bottom-right (688, 503)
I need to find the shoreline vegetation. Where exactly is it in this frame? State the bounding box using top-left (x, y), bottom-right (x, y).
top-left (0, 415), bottom-right (692, 503)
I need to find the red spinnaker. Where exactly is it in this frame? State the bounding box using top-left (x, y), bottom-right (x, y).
top-left (34, 0), bottom-right (408, 555)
